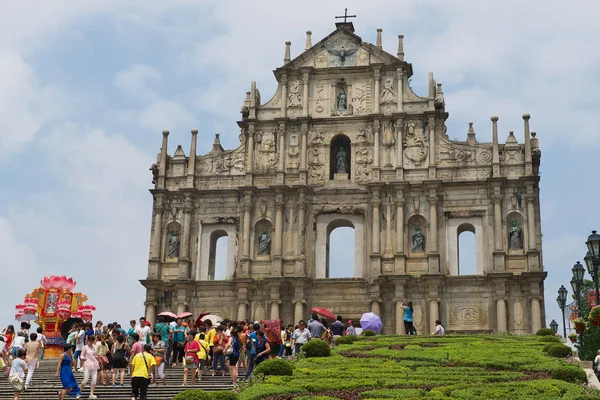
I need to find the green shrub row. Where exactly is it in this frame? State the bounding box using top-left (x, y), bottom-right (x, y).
top-left (174, 390), bottom-right (238, 400)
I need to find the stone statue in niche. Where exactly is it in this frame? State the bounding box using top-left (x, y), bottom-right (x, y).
top-left (412, 226), bottom-right (425, 253)
top-left (509, 221), bottom-right (523, 250)
top-left (336, 147), bottom-right (349, 174)
top-left (380, 78), bottom-right (396, 104)
top-left (167, 231), bottom-right (180, 258)
top-left (258, 230), bottom-right (271, 256)
top-left (288, 80), bottom-right (302, 108)
top-left (382, 123), bottom-right (395, 167)
top-left (288, 132), bottom-right (299, 166)
top-left (337, 88), bottom-right (347, 111)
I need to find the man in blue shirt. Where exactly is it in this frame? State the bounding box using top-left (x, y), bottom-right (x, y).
top-left (330, 315), bottom-right (345, 339)
top-left (245, 323), bottom-right (260, 379)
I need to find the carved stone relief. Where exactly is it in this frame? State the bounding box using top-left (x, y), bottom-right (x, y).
top-left (380, 78), bottom-right (396, 104)
top-left (288, 132), bottom-right (300, 168)
top-left (448, 302), bottom-right (489, 328)
top-left (308, 147), bottom-right (325, 181)
top-left (288, 80), bottom-right (302, 108)
top-left (403, 121), bottom-right (428, 168)
top-left (355, 147), bottom-right (373, 183)
top-left (352, 82), bottom-right (369, 114)
top-left (310, 131), bottom-right (326, 145)
top-left (315, 302), bottom-right (371, 315)
top-left (356, 125), bottom-right (373, 144)
top-left (255, 130), bottom-right (279, 171)
top-left (314, 83), bottom-right (327, 114)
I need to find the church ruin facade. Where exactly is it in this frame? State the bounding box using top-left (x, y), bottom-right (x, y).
top-left (141, 21), bottom-right (546, 334)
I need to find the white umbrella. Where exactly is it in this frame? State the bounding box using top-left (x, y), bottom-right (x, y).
top-left (200, 314), bottom-right (223, 325)
top-left (16, 314), bottom-right (38, 322)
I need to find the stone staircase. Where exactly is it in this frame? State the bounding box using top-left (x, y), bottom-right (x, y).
top-left (0, 360), bottom-right (239, 399)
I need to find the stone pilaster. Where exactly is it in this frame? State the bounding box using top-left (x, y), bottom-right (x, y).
top-left (179, 197), bottom-right (193, 279)
top-left (241, 195), bottom-right (252, 277)
top-left (300, 122), bottom-right (308, 171)
top-left (371, 191), bottom-right (380, 254)
top-left (246, 124), bottom-right (255, 175)
top-left (526, 192), bottom-right (536, 250)
top-left (302, 73), bottom-right (309, 117)
top-left (428, 191), bottom-right (440, 274)
top-left (294, 300), bottom-right (305, 324)
top-left (429, 299), bottom-right (439, 334)
top-left (272, 195), bottom-right (284, 276)
top-left (373, 68), bottom-right (380, 114)
top-left (428, 116), bottom-right (436, 178)
top-left (281, 74), bottom-right (288, 117)
top-left (394, 193), bottom-right (406, 274)
top-left (394, 283), bottom-right (406, 335)
top-left (396, 69), bottom-right (403, 112)
top-left (395, 117), bottom-right (404, 179)
top-left (295, 191), bottom-right (307, 276)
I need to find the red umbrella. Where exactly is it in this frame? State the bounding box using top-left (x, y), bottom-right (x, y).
top-left (196, 312), bottom-right (210, 327)
top-left (311, 306), bottom-right (336, 320)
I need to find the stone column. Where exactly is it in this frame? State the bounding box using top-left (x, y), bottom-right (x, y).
top-left (429, 195), bottom-right (438, 252)
top-left (372, 192), bottom-right (380, 254)
top-left (395, 196), bottom-right (404, 254)
top-left (180, 198), bottom-right (193, 259)
top-left (373, 69), bottom-right (380, 114)
top-left (150, 202), bottom-right (164, 260)
top-left (395, 300), bottom-right (406, 335)
top-left (145, 301), bottom-right (156, 327)
top-left (242, 198), bottom-right (252, 258)
top-left (530, 297), bottom-right (541, 333)
top-left (300, 124), bottom-right (308, 170)
top-left (493, 194), bottom-right (503, 250)
top-left (247, 125), bottom-right (255, 174)
top-left (270, 301), bottom-right (280, 321)
top-left (294, 300), bottom-right (304, 324)
top-left (237, 302), bottom-right (247, 322)
top-left (429, 299), bottom-right (439, 334)
top-left (428, 117), bottom-right (436, 174)
top-left (177, 302), bottom-right (186, 315)
top-left (278, 125), bottom-right (285, 172)
top-left (274, 199), bottom-right (284, 257)
top-left (302, 73), bottom-right (309, 117)
top-left (496, 298), bottom-right (507, 332)
top-left (373, 120), bottom-right (380, 169)
top-left (281, 75), bottom-right (288, 117)
top-left (396, 117), bottom-right (403, 170)
top-left (526, 194), bottom-right (536, 250)
top-left (396, 69), bottom-right (403, 112)
top-left (296, 192), bottom-right (307, 275)
top-left (371, 300), bottom-right (381, 316)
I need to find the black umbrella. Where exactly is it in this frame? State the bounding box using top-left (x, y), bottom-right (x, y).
top-left (61, 317), bottom-right (83, 339)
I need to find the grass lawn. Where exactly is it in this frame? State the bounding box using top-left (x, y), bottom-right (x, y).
top-left (238, 334), bottom-right (597, 400)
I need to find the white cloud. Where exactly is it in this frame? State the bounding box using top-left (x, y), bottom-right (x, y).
top-left (113, 64), bottom-right (162, 101)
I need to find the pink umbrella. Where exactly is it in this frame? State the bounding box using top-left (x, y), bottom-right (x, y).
top-left (158, 311), bottom-right (177, 319)
top-left (177, 312), bottom-right (193, 320)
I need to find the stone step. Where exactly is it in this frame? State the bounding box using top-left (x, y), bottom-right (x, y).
top-left (0, 360), bottom-right (242, 399)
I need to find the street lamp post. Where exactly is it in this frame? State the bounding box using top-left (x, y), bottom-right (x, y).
top-left (557, 285), bottom-right (568, 338)
top-left (550, 319), bottom-right (558, 334)
top-left (585, 230), bottom-right (600, 307)
top-left (572, 262), bottom-right (586, 358)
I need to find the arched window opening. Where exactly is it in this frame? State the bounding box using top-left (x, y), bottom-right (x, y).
top-left (457, 224), bottom-right (476, 275)
top-left (326, 221), bottom-right (355, 278)
top-left (208, 230), bottom-right (228, 280)
top-left (330, 134), bottom-right (351, 180)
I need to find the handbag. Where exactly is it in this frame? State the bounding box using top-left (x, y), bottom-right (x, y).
top-left (141, 351), bottom-right (152, 384)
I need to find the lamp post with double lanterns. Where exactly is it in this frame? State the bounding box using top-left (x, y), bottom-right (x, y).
top-left (572, 261), bottom-right (586, 357)
top-left (557, 285), bottom-right (568, 338)
top-left (585, 230), bottom-right (600, 306)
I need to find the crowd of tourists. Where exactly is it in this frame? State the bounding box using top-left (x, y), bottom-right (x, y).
top-left (0, 313), bottom-right (359, 400)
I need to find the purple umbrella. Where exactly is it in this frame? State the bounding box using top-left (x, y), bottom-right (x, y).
top-left (360, 312), bottom-right (383, 334)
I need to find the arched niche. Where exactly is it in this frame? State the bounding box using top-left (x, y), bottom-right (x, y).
top-left (315, 214), bottom-right (365, 279)
top-left (407, 214), bottom-right (427, 255)
top-left (326, 219), bottom-right (356, 278)
top-left (254, 219), bottom-right (273, 259)
top-left (506, 212), bottom-right (525, 252)
top-left (329, 134), bottom-right (351, 180)
top-left (446, 217), bottom-right (484, 275)
top-left (197, 224), bottom-right (237, 281)
top-left (164, 221), bottom-right (181, 261)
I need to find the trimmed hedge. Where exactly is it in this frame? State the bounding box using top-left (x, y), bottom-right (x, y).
top-left (542, 343), bottom-right (553, 353)
top-left (334, 336), bottom-right (354, 346)
top-left (546, 344), bottom-right (572, 358)
top-left (301, 340), bottom-right (331, 358)
top-left (362, 330), bottom-right (376, 337)
top-left (551, 365), bottom-right (587, 383)
top-left (535, 328), bottom-right (555, 336)
top-left (173, 390), bottom-right (212, 400)
top-left (537, 336), bottom-right (560, 343)
top-left (254, 358), bottom-right (294, 376)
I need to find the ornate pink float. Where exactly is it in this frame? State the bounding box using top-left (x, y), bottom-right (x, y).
top-left (15, 275), bottom-right (94, 358)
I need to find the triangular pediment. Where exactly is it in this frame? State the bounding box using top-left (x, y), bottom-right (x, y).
top-left (283, 27), bottom-right (407, 71)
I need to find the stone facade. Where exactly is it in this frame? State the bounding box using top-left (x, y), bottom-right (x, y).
top-left (141, 22), bottom-right (546, 334)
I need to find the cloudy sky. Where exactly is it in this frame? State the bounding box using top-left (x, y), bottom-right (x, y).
top-left (1, 0), bottom-right (599, 333)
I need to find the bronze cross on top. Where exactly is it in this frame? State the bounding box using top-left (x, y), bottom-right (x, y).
top-left (335, 8), bottom-right (357, 23)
